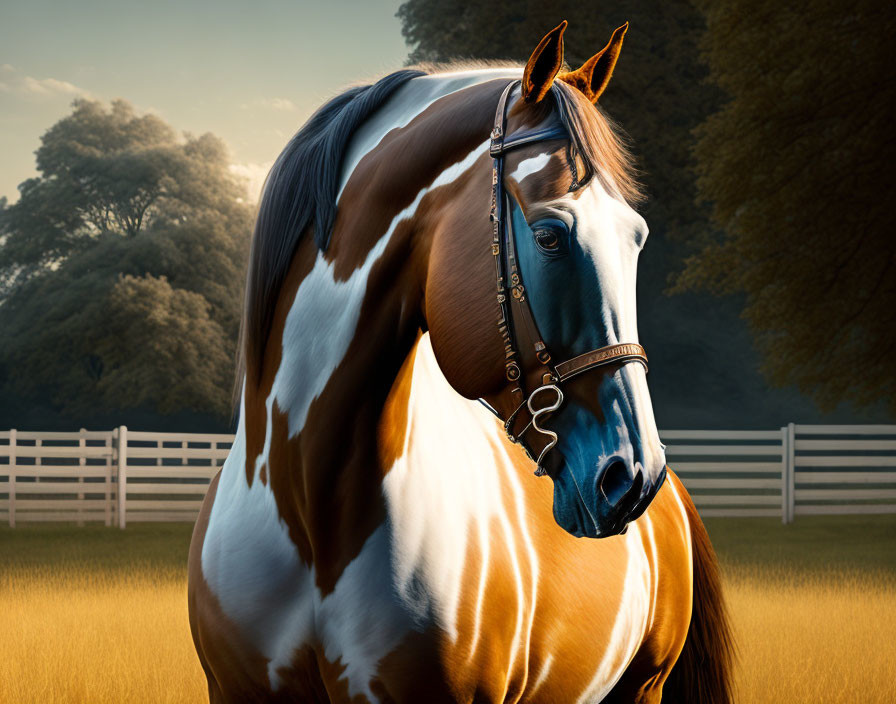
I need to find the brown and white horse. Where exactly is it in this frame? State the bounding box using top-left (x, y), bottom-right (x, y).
top-left (189, 22), bottom-right (733, 703)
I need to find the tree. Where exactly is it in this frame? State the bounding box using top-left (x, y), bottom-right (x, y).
top-left (676, 1), bottom-right (895, 413)
top-left (0, 100), bottom-right (252, 421)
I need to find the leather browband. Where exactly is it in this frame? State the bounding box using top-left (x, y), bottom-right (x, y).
top-left (490, 125), bottom-right (569, 157)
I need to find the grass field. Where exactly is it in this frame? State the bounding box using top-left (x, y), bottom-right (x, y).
top-left (1, 516), bottom-right (894, 703)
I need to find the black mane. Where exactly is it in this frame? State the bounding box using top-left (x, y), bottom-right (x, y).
top-left (242, 69), bottom-right (424, 378)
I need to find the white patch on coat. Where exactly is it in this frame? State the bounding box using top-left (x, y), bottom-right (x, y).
top-left (270, 229), bottom-right (392, 438)
top-left (382, 335), bottom-right (534, 645)
top-left (510, 152), bottom-right (551, 184)
top-left (202, 393), bottom-right (314, 675)
top-left (204, 435), bottom-right (418, 698)
top-left (493, 419), bottom-right (542, 682)
top-left (555, 180), bottom-right (647, 345)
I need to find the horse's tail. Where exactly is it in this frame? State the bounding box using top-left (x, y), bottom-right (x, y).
top-left (663, 491), bottom-right (735, 704)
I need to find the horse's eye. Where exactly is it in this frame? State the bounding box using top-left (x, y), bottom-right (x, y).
top-left (534, 229), bottom-right (559, 250)
top-left (531, 218), bottom-right (568, 255)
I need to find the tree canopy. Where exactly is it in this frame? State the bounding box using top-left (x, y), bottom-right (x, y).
top-left (676, 1), bottom-right (895, 413)
top-left (0, 100), bottom-right (252, 421)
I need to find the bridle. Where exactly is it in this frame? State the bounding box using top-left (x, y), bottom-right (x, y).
top-left (482, 80), bottom-right (648, 476)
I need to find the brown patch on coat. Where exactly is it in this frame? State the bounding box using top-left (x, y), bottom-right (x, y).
top-left (504, 150), bottom-right (576, 208)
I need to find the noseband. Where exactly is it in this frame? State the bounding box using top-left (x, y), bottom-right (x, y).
top-left (482, 80), bottom-right (648, 476)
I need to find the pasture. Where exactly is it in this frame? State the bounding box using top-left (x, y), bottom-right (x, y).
top-left (1, 516), bottom-right (894, 703)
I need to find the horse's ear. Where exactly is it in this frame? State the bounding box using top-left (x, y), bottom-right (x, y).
top-left (559, 22), bottom-right (628, 103)
top-left (522, 21), bottom-right (567, 103)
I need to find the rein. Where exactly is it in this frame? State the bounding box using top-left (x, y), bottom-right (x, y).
top-left (483, 80), bottom-right (648, 475)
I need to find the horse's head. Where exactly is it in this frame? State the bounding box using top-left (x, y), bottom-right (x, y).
top-left (426, 22), bottom-right (665, 538)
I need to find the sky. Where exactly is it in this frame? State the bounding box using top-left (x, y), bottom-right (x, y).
top-left (0, 0), bottom-right (409, 202)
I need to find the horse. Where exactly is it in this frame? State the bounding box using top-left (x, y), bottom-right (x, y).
top-left (188, 21), bottom-right (733, 703)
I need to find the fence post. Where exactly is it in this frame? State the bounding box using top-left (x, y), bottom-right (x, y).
top-left (77, 428), bottom-right (86, 527)
top-left (117, 425), bottom-right (128, 529)
top-left (780, 426), bottom-right (788, 524)
top-left (8, 429), bottom-right (16, 528)
top-left (104, 431), bottom-right (112, 527)
top-left (786, 422), bottom-right (796, 523)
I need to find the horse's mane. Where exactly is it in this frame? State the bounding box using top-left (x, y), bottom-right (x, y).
top-left (237, 66), bottom-right (641, 394)
top-left (239, 68), bottom-right (423, 384)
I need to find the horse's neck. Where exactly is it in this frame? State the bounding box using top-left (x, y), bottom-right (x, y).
top-left (237, 68), bottom-right (525, 591)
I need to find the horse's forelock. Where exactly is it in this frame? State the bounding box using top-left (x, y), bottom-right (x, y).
top-left (548, 81), bottom-right (643, 205)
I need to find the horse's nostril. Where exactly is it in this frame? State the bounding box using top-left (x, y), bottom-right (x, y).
top-left (597, 459), bottom-right (630, 506)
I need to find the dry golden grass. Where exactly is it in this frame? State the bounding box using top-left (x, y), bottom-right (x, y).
top-left (1, 520), bottom-right (894, 702)
top-left (725, 567), bottom-right (896, 704)
top-left (0, 565), bottom-right (206, 704)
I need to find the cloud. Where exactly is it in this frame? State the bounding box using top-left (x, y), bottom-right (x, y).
top-left (22, 76), bottom-right (85, 96)
top-left (261, 97), bottom-right (296, 111)
top-left (0, 66), bottom-right (90, 99)
top-left (230, 162), bottom-right (272, 203)
top-left (240, 97), bottom-right (297, 112)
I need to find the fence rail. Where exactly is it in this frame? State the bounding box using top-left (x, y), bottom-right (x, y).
top-left (1, 424), bottom-right (894, 526)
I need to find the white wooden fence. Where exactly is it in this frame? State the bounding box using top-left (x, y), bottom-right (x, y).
top-left (1, 425), bottom-right (894, 526)
top-left (0, 428), bottom-right (230, 527)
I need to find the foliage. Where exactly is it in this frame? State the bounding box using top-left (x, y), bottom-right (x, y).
top-left (0, 100), bottom-right (252, 419)
top-left (676, 1), bottom-right (895, 413)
